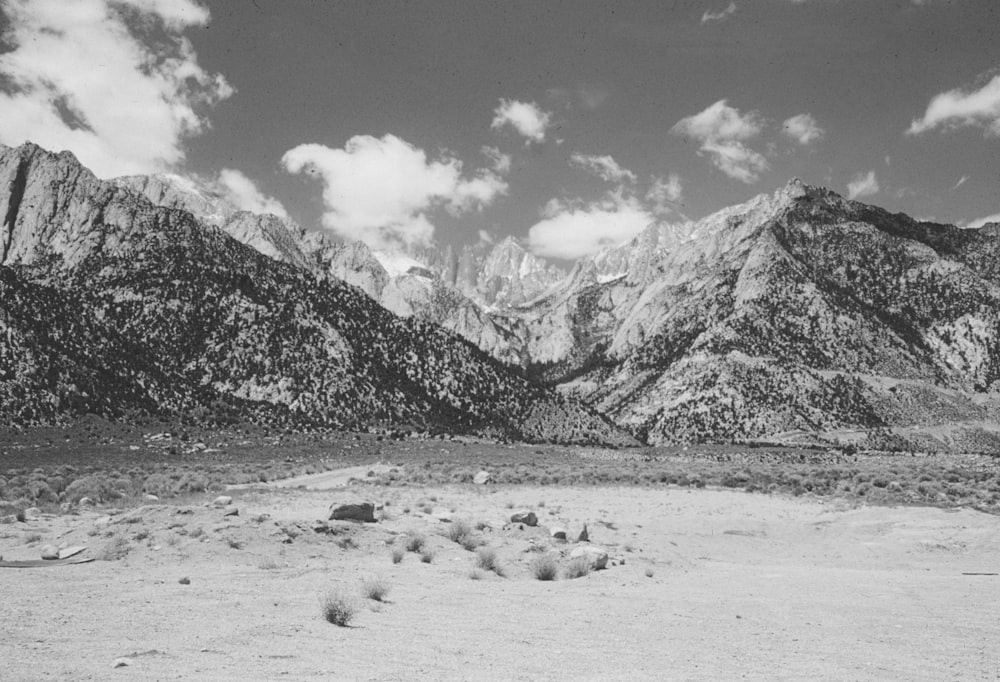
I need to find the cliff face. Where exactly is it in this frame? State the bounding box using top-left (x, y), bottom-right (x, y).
top-left (0, 143), bottom-right (634, 446)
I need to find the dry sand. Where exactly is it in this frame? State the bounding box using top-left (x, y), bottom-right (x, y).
top-left (1, 475), bottom-right (998, 681)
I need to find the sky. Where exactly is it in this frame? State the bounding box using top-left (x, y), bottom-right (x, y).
top-left (1, 0), bottom-right (999, 261)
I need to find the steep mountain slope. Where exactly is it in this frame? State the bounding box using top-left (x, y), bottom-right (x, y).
top-left (0, 143), bottom-right (633, 445)
top-left (558, 181), bottom-right (1000, 449)
top-left (107, 152), bottom-right (1000, 451)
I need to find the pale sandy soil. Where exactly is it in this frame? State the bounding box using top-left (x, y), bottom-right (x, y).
top-left (1, 475), bottom-right (999, 681)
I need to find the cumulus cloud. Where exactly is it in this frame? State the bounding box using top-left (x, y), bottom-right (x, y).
top-left (907, 71), bottom-right (1000, 137)
top-left (282, 134), bottom-right (507, 250)
top-left (702, 2), bottom-right (737, 23)
top-left (846, 170), bottom-right (879, 200)
top-left (570, 153), bottom-right (637, 184)
top-left (481, 145), bottom-right (512, 174)
top-left (964, 212), bottom-right (1000, 228)
top-left (0, 0), bottom-right (231, 178)
top-left (216, 169), bottom-right (288, 219)
top-left (645, 174), bottom-right (684, 215)
top-left (527, 193), bottom-right (652, 260)
top-left (671, 100), bottom-right (768, 183)
top-left (782, 113), bottom-right (825, 145)
top-left (491, 99), bottom-right (553, 143)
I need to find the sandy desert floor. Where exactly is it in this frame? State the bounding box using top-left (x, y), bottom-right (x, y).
top-left (1, 471), bottom-right (999, 681)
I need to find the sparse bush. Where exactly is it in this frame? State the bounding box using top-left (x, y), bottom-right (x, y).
top-left (445, 518), bottom-right (473, 544)
top-left (390, 546), bottom-right (405, 564)
top-left (143, 473), bottom-right (173, 497)
top-left (419, 548), bottom-right (435, 563)
top-left (362, 576), bottom-right (390, 602)
top-left (644, 567), bottom-right (654, 578)
top-left (24, 533), bottom-right (42, 544)
top-left (529, 553), bottom-right (558, 581)
top-left (405, 532), bottom-right (426, 553)
top-left (258, 557), bottom-right (281, 570)
top-left (173, 472), bottom-right (209, 494)
top-left (97, 536), bottom-right (131, 561)
top-left (564, 556), bottom-right (591, 579)
top-left (475, 546), bottom-right (505, 576)
top-left (321, 590), bottom-right (357, 627)
top-left (227, 538), bottom-right (243, 550)
top-left (468, 569), bottom-right (483, 580)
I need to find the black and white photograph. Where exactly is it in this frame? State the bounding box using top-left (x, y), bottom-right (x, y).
top-left (1, 0), bottom-right (999, 679)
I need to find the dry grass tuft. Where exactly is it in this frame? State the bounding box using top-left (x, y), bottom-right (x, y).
top-left (564, 556), bottom-right (592, 579)
top-left (321, 590), bottom-right (357, 627)
top-left (405, 532), bottom-right (426, 553)
top-left (362, 575), bottom-right (390, 602)
top-left (475, 546), bottom-right (505, 577)
top-left (419, 548), bottom-right (435, 564)
top-left (390, 546), bottom-right (405, 564)
top-left (529, 553), bottom-right (559, 581)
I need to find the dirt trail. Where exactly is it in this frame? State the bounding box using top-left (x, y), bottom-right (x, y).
top-left (1, 485), bottom-right (998, 680)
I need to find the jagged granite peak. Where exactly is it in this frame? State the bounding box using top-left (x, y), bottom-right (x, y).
top-left (0, 142), bottom-right (634, 446)
top-left (113, 172), bottom-right (237, 227)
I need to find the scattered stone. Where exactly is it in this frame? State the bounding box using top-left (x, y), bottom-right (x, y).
top-left (143, 494), bottom-right (159, 501)
top-left (433, 511), bottom-right (453, 523)
top-left (59, 502), bottom-right (73, 513)
top-left (94, 515), bottom-right (112, 527)
top-left (40, 545), bottom-right (60, 560)
top-left (211, 496), bottom-right (232, 508)
top-left (510, 510), bottom-right (538, 527)
top-left (178, 577), bottom-right (190, 585)
top-left (79, 497), bottom-right (95, 507)
top-left (23, 507), bottom-right (40, 520)
top-left (550, 527), bottom-right (567, 541)
top-left (569, 545), bottom-right (608, 570)
top-left (112, 658), bottom-right (132, 669)
top-left (328, 502), bottom-right (376, 523)
top-left (473, 471), bottom-right (491, 485)
top-left (577, 524), bottom-right (589, 542)
top-left (58, 546), bottom-right (86, 559)
top-left (222, 507), bottom-right (239, 517)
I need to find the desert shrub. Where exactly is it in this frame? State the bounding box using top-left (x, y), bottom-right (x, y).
top-left (362, 576), bottom-right (390, 602)
top-left (444, 518), bottom-right (474, 545)
top-left (475, 547), bottom-right (505, 576)
top-left (564, 556), bottom-right (591, 579)
top-left (97, 536), bottom-right (131, 561)
top-left (405, 532), bottom-right (426, 553)
top-left (390, 546), bottom-right (405, 564)
top-left (419, 548), bottom-right (435, 563)
top-left (529, 553), bottom-right (558, 581)
top-left (321, 590), bottom-right (357, 626)
top-left (63, 475), bottom-right (116, 503)
top-left (173, 472), bottom-right (209, 494)
top-left (143, 473), bottom-right (173, 497)
top-left (27, 480), bottom-right (57, 504)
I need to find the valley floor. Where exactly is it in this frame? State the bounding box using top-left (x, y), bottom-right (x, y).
top-left (1, 478), bottom-right (999, 680)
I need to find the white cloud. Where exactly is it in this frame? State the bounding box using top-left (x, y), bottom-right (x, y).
top-left (846, 170), bottom-right (879, 200)
top-left (570, 153), bottom-right (637, 184)
top-left (282, 134), bottom-right (507, 250)
top-left (952, 175), bottom-right (969, 191)
top-left (907, 71), bottom-right (1000, 137)
top-left (782, 113), bottom-right (825, 145)
top-left (0, 0), bottom-right (231, 178)
top-left (481, 145), bottom-right (511, 174)
top-left (964, 212), bottom-right (1000, 228)
top-left (702, 2), bottom-right (737, 23)
top-left (671, 100), bottom-right (769, 183)
top-left (646, 174), bottom-right (684, 215)
top-left (491, 99), bottom-right (553, 143)
top-left (216, 169), bottom-right (288, 219)
top-left (477, 229), bottom-right (495, 244)
top-left (528, 194), bottom-right (652, 260)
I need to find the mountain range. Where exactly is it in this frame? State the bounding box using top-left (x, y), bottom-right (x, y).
top-left (5, 141), bottom-right (1000, 452)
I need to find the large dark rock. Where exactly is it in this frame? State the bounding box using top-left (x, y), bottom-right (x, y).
top-left (329, 502), bottom-right (376, 523)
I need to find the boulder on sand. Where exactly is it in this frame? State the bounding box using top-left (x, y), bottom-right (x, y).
top-left (550, 527), bottom-right (567, 541)
top-left (510, 510), bottom-right (538, 527)
top-left (473, 471), bottom-right (491, 485)
top-left (329, 502), bottom-right (376, 523)
top-left (569, 545), bottom-right (608, 570)
top-left (211, 495), bottom-right (232, 508)
top-left (40, 545), bottom-right (60, 560)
